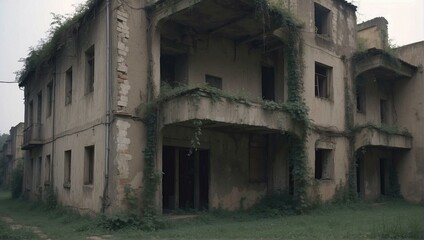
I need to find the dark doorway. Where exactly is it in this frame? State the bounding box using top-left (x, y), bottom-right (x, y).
top-left (356, 155), bottom-right (364, 195)
top-left (380, 158), bottom-right (386, 195)
top-left (262, 66), bottom-right (275, 101)
top-left (160, 55), bottom-right (176, 86)
top-left (162, 146), bottom-right (176, 211)
top-left (288, 163), bottom-right (294, 195)
top-left (162, 146), bottom-right (209, 212)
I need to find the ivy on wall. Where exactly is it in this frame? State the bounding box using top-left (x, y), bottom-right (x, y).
top-left (141, 0), bottom-right (311, 220)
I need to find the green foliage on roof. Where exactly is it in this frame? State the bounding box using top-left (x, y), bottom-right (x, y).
top-left (16, 0), bottom-right (97, 86)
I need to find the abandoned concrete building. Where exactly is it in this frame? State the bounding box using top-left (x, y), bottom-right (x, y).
top-left (0, 123), bottom-right (24, 187)
top-left (18, 0), bottom-right (424, 214)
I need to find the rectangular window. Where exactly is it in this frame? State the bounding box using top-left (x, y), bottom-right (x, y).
top-left (45, 155), bottom-right (51, 185)
top-left (85, 45), bottom-right (95, 94)
top-left (37, 91), bottom-right (42, 123)
top-left (205, 74), bottom-right (223, 90)
top-left (29, 100), bottom-right (34, 125)
top-left (261, 66), bottom-right (275, 101)
top-left (380, 99), bottom-right (388, 124)
top-left (65, 67), bottom-right (73, 105)
top-left (37, 157), bottom-right (42, 187)
top-left (314, 3), bottom-right (331, 36)
top-left (249, 135), bottom-right (267, 182)
top-left (64, 150), bottom-right (72, 188)
top-left (356, 85), bottom-right (366, 113)
top-left (47, 82), bottom-right (53, 117)
top-left (315, 148), bottom-right (334, 180)
top-left (84, 145), bottom-right (95, 185)
top-left (315, 63), bottom-right (332, 99)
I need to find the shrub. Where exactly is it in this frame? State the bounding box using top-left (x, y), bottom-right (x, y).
top-left (251, 191), bottom-right (296, 217)
top-left (10, 162), bottom-right (23, 199)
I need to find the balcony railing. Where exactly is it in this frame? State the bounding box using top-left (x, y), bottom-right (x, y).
top-left (22, 123), bottom-right (42, 150)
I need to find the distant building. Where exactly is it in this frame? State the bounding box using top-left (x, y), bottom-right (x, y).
top-left (18, 0), bottom-right (424, 214)
top-left (1, 123), bottom-right (24, 187)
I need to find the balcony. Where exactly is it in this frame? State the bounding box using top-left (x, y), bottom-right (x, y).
top-left (354, 125), bottom-right (412, 151)
top-left (354, 48), bottom-right (417, 81)
top-left (22, 123), bottom-right (43, 150)
top-left (159, 88), bottom-right (302, 136)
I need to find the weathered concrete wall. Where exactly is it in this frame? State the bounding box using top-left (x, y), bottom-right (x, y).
top-left (357, 17), bottom-right (388, 50)
top-left (360, 148), bottom-right (393, 201)
top-left (393, 41), bottom-right (424, 202)
top-left (23, 0), bottom-right (109, 212)
top-left (185, 38), bottom-right (285, 102)
top-left (354, 78), bottom-right (395, 126)
top-left (162, 126), bottom-right (291, 210)
top-left (307, 132), bottom-right (349, 201)
top-left (107, 0), bottom-right (149, 213)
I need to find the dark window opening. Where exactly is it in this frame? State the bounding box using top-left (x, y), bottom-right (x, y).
top-left (161, 54), bottom-right (176, 87)
top-left (85, 46), bottom-right (95, 94)
top-left (380, 99), bottom-right (388, 124)
top-left (356, 85), bottom-right (366, 113)
top-left (65, 67), bottom-right (73, 105)
top-left (29, 101), bottom-right (34, 125)
top-left (84, 145), bottom-right (95, 185)
top-left (37, 92), bottom-right (42, 123)
top-left (249, 135), bottom-right (267, 182)
top-left (64, 150), bottom-right (71, 188)
top-left (315, 63), bottom-right (331, 98)
top-left (314, 3), bottom-right (331, 36)
top-left (45, 155), bottom-right (51, 185)
top-left (47, 82), bottom-right (53, 117)
top-left (315, 148), bottom-right (333, 180)
top-left (37, 157), bottom-right (42, 187)
top-left (261, 66), bottom-right (275, 101)
top-left (205, 74), bottom-right (223, 90)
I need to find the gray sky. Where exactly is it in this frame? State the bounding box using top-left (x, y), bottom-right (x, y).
top-left (0, 0), bottom-right (423, 134)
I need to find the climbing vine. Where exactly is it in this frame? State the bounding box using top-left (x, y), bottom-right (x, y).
top-left (141, 0), bottom-right (311, 219)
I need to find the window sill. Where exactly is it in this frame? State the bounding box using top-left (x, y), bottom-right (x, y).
top-left (63, 182), bottom-right (71, 189)
top-left (83, 184), bottom-right (94, 190)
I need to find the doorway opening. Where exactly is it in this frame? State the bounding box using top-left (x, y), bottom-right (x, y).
top-left (162, 146), bottom-right (209, 212)
top-left (356, 155), bottom-right (364, 196)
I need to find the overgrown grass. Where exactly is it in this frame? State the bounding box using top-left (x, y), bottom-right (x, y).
top-left (0, 191), bottom-right (423, 239)
top-left (0, 220), bottom-right (39, 240)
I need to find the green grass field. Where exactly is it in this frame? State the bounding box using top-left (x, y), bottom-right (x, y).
top-left (0, 191), bottom-right (423, 239)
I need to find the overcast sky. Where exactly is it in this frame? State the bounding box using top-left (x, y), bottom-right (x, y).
top-left (0, 0), bottom-right (423, 134)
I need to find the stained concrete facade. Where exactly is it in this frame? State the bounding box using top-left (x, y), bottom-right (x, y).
top-left (19, 0), bottom-right (423, 214)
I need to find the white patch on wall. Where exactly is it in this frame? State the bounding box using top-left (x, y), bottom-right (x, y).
top-left (116, 119), bottom-right (132, 178)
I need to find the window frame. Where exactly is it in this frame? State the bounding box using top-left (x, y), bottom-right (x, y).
top-left (84, 145), bottom-right (95, 186)
top-left (65, 67), bottom-right (73, 105)
top-left (314, 148), bottom-right (334, 180)
top-left (314, 62), bottom-right (332, 99)
top-left (314, 2), bottom-right (332, 37)
top-left (64, 150), bottom-right (72, 189)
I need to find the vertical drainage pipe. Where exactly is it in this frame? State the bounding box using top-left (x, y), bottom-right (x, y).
top-left (102, 0), bottom-right (111, 213)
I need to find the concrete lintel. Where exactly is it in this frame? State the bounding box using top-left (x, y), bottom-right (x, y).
top-left (354, 127), bottom-right (412, 151)
top-left (147, 0), bottom-right (202, 25)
